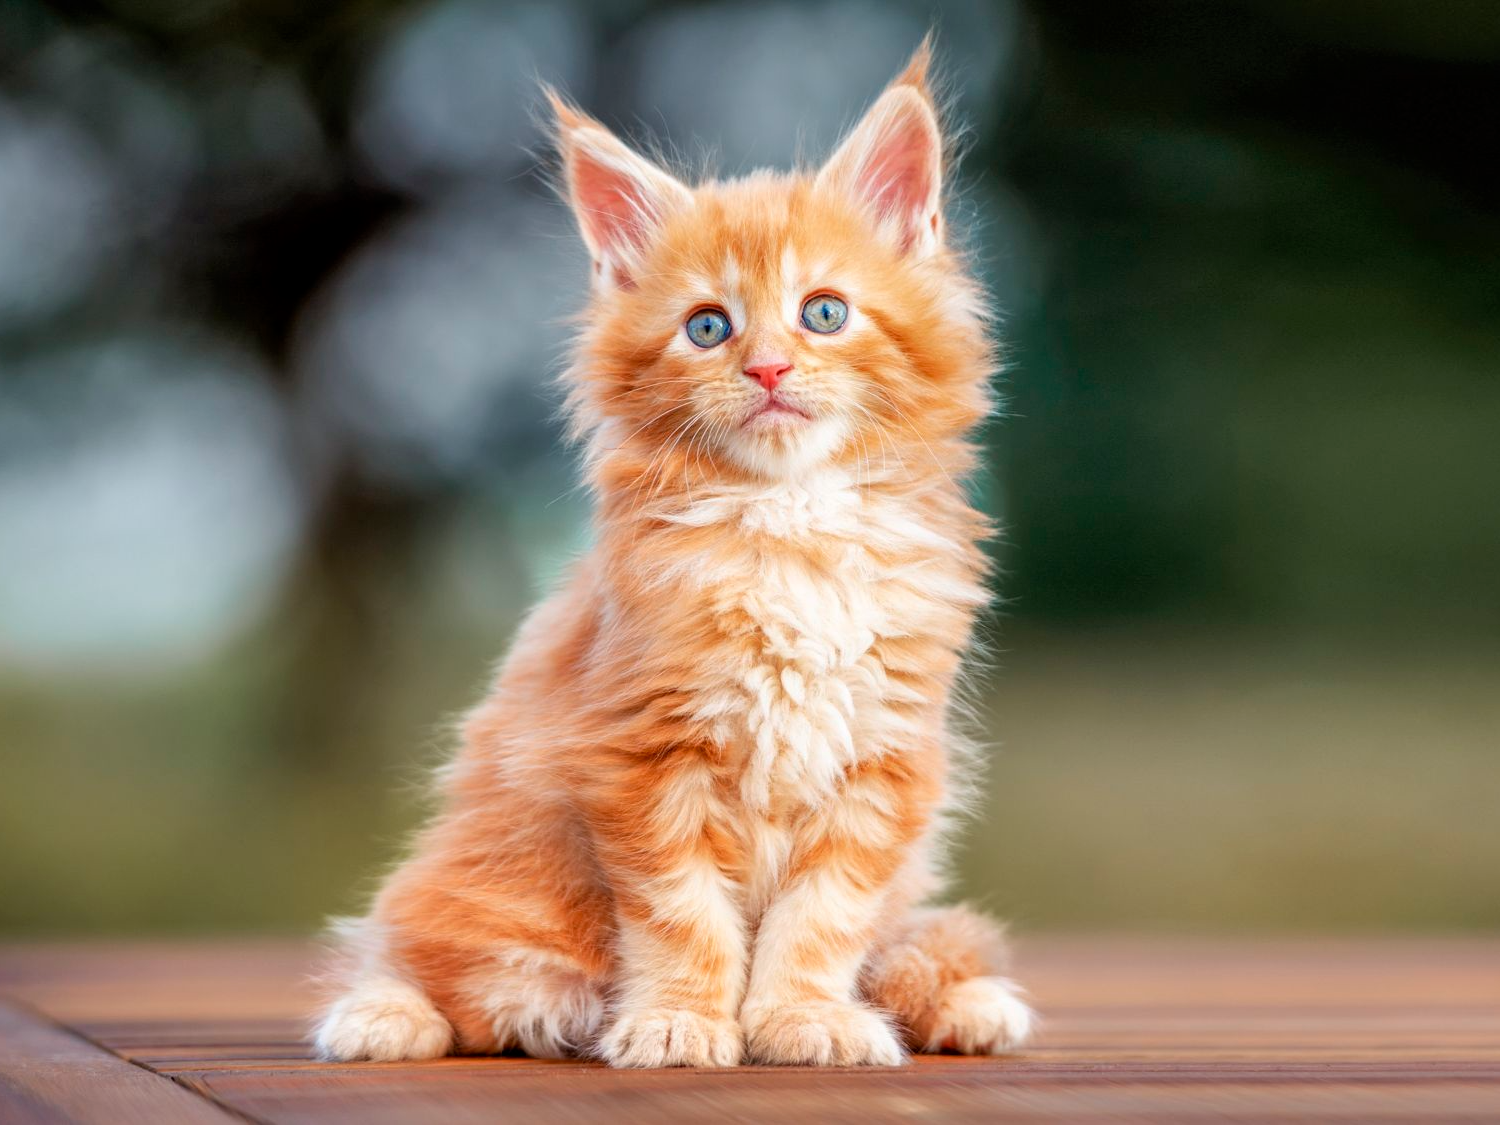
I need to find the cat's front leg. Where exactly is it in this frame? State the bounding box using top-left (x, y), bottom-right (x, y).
top-left (588, 752), bottom-right (747, 1068)
top-left (740, 754), bottom-right (937, 1067)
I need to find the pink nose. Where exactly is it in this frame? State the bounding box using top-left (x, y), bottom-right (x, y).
top-left (744, 357), bottom-right (792, 391)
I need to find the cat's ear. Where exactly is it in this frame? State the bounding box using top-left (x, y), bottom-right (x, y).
top-left (548, 90), bottom-right (692, 289)
top-left (817, 42), bottom-right (945, 257)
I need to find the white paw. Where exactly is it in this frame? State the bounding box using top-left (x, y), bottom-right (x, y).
top-left (485, 976), bottom-right (604, 1059)
top-left (315, 975), bottom-right (453, 1062)
top-left (744, 1002), bottom-right (906, 1067)
top-left (600, 1007), bottom-right (743, 1068)
top-left (468, 950), bottom-right (606, 1058)
top-left (924, 976), bottom-right (1035, 1054)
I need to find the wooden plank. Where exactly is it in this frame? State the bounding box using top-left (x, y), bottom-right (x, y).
top-left (5, 937), bottom-right (1498, 1018)
top-left (172, 1066), bottom-right (1500, 1125)
top-left (0, 1001), bottom-right (235, 1125)
top-left (93, 1027), bottom-right (1500, 1070)
top-left (0, 942), bottom-right (308, 1023)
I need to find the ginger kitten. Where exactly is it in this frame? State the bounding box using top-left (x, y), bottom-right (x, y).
top-left (314, 43), bottom-right (1034, 1068)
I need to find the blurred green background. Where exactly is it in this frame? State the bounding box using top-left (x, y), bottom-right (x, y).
top-left (2, 0), bottom-right (1496, 936)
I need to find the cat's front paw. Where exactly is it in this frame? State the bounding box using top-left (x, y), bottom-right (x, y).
top-left (924, 976), bottom-right (1036, 1054)
top-left (600, 1007), bottom-right (742, 1068)
top-left (743, 1001), bottom-right (905, 1067)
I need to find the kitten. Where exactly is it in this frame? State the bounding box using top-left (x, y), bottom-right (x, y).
top-left (314, 42), bottom-right (1034, 1068)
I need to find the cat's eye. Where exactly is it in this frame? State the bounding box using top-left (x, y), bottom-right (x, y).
top-left (800, 294), bottom-right (848, 334)
top-left (685, 307), bottom-right (732, 348)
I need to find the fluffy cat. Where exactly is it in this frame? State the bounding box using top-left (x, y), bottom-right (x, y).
top-left (314, 42), bottom-right (1034, 1068)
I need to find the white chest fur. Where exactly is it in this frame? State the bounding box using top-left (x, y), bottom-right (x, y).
top-left (649, 469), bottom-right (975, 810)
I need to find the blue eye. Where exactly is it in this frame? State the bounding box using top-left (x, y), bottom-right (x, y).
top-left (801, 294), bottom-right (848, 334)
top-left (685, 307), bottom-right (732, 348)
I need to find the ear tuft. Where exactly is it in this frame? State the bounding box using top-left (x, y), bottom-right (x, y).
top-left (892, 33), bottom-right (935, 95)
top-left (543, 85), bottom-right (590, 135)
top-left (817, 41), bottom-right (945, 257)
top-left (548, 89), bottom-right (692, 289)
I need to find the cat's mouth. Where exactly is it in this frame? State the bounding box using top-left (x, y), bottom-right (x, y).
top-left (744, 394), bottom-right (811, 427)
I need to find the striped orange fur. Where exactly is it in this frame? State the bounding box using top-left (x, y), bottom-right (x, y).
top-left (314, 42), bottom-right (1034, 1068)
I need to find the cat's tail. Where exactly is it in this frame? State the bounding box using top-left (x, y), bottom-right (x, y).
top-left (861, 904), bottom-right (1036, 1054)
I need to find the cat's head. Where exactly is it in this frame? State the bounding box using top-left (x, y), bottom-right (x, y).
top-left (553, 43), bottom-right (992, 484)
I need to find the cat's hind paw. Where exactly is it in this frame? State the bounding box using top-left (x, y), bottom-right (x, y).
top-left (600, 1007), bottom-right (743, 1068)
top-left (923, 976), bottom-right (1035, 1055)
top-left (314, 975), bottom-right (453, 1062)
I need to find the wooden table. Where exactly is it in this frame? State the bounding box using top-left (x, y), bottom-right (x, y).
top-left (2, 937), bottom-right (1497, 1122)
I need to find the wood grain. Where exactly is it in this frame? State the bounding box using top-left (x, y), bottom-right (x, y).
top-left (0, 1001), bottom-right (234, 1124)
top-left (2, 937), bottom-right (1497, 1122)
